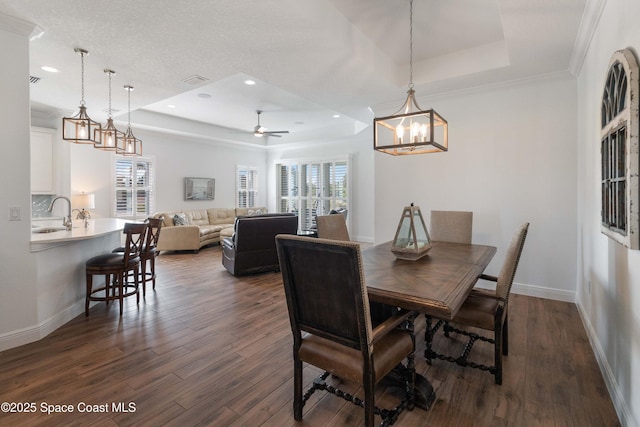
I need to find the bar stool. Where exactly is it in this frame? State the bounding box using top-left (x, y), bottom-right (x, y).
top-left (112, 217), bottom-right (163, 296)
top-left (85, 222), bottom-right (147, 316)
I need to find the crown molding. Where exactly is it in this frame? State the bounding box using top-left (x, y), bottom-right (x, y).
top-left (0, 12), bottom-right (36, 37)
top-left (569, 0), bottom-right (608, 76)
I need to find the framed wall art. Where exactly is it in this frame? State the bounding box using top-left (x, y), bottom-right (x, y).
top-left (185, 177), bottom-right (215, 201)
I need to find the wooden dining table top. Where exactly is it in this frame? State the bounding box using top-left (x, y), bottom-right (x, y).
top-left (362, 241), bottom-right (497, 320)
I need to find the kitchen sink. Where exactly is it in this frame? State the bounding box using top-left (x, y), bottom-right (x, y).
top-left (32, 226), bottom-right (68, 234)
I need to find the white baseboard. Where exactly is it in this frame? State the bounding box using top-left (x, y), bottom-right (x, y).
top-left (474, 281), bottom-right (576, 302)
top-left (0, 300), bottom-right (86, 352)
top-left (576, 302), bottom-right (634, 427)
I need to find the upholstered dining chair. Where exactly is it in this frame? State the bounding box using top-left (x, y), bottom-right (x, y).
top-left (85, 222), bottom-right (147, 316)
top-left (425, 222), bottom-right (529, 385)
top-left (276, 235), bottom-right (415, 427)
top-left (316, 213), bottom-right (350, 241)
top-left (429, 210), bottom-right (473, 244)
top-left (113, 217), bottom-right (163, 296)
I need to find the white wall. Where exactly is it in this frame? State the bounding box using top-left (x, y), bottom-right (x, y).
top-left (576, 0), bottom-right (640, 424)
top-left (0, 15), bottom-right (38, 344)
top-left (374, 75), bottom-right (578, 301)
top-left (141, 129), bottom-right (268, 212)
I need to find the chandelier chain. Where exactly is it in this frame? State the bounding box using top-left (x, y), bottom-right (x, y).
top-left (127, 87), bottom-right (132, 126)
top-left (80, 51), bottom-right (86, 106)
top-left (409, 0), bottom-right (414, 90)
top-left (108, 71), bottom-right (112, 118)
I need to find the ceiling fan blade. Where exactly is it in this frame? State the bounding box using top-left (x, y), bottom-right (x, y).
top-left (265, 130), bottom-right (289, 134)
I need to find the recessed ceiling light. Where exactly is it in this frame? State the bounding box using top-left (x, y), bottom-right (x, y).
top-left (244, 79), bottom-right (256, 85)
top-left (41, 66), bottom-right (58, 73)
top-left (167, 104), bottom-right (176, 109)
top-left (197, 93), bottom-right (211, 98)
top-left (333, 114), bottom-right (340, 118)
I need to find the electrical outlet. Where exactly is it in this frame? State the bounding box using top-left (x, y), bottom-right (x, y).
top-left (8, 206), bottom-right (21, 221)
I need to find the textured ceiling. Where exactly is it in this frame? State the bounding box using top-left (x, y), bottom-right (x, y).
top-left (0, 0), bottom-right (587, 145)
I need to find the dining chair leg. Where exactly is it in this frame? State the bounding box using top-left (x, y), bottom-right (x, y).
top-left (293, 357), bottom-right (303, 421)
top-left (363, 372), bottom-right (375, 427)
top-left (502, 313), bottom-right (509, 356)
top-left (494, 318), bottom-right (503, 385)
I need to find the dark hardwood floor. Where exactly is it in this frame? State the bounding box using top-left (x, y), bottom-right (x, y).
top-left (0, 245), bottom-right (619, 426)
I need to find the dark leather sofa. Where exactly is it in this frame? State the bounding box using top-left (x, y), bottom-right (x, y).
top-left (222, 213), bottom-right (298, 276)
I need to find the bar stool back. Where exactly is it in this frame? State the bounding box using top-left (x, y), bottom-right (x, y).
top-left (113, 217), bottom-right (163, 296)
top-left (85, 222), bottom-right (147, 316)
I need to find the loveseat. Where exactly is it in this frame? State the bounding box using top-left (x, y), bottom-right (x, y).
top-left (222, 213), bottom-right (298, 276)
top-left (153, 207), bottom-right (268, 252)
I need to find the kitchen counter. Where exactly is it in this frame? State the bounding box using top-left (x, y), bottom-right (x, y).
top-left (30, 218), bottom-right (129, 252)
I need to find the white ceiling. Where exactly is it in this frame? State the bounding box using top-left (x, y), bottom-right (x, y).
top-left (0, 0), bottom-right (587, 146)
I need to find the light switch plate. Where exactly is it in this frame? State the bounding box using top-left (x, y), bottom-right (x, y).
top-left (8, 206), bottom-right (21, 221)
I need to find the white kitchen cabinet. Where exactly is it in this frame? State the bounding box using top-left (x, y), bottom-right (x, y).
top-left (30, 127), bottom-right (56, 194)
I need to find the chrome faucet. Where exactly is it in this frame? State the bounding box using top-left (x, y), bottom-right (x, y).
top-left (47, 196), bottom-right (73, 231)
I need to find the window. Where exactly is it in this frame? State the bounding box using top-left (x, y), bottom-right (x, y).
top-left (277, 158), bottom-right (349, 230)
top-left (600, 48), bottom-right (639, 249)
top-left (237, 166), bottom-right (258, 208)
top-left (114, 156), bottom-right (155, 220)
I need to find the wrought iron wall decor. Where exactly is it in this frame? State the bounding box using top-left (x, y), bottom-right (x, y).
top-left (600, 48), bottom-right (639, 249)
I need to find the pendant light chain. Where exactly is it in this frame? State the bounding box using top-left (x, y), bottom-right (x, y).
top-left (127, 86), bottom-right (131, 126)
top-left (408, 0), bottom-right (414, 90)
top-left (107, 70), bottom-right (112, 118)
top-left (80, 50), bottom-right (86, 106)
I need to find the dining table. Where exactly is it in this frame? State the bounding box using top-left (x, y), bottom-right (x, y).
top-left (361, 240), bottom-right (497, 410)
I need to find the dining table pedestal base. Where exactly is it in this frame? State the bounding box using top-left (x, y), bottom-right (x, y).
top-left (382, 366), bottom-right (436, 411)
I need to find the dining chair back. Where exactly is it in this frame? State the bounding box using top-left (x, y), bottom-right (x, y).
top-left (429, 210), bottom-right (473, 244)
top-left (316, 214), bottom-right (350, 241)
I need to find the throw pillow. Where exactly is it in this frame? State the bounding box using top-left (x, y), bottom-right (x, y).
top-left (173, 213), bottom-right (188, 226)
top-left (248, 208), bottom-right (266, 216)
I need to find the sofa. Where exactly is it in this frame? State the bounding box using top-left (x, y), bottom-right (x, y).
top-left (153, 207), bottom-right (268, 252)
top-left (222, 213), bottom-right (298, 276)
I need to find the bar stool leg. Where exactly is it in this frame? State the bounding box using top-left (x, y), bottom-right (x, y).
top-left (141, 258), bottom-right (147, 297)
top-left (118, 271), bottom-right (124, 316)
top-left (85, 273), bottom-right (92, 316)
top-left (150, 255), bottom-right (157, 290)
top-left (135, 266), bottom-right (140, 304)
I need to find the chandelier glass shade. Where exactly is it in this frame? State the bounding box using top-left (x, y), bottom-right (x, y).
top-left (62, 48), bottom-right (102, 145)
top-left (373, 0), bottom-right (448, 155)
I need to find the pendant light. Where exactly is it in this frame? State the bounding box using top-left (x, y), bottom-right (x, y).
top-left (62, 48), bottom-right (102, 144)
top-left (94, 69), bottom-right (123, 151)
top-left (373, 0), bottom-right (448, 155)
top-left (117, 85), bottom-right (142, 156)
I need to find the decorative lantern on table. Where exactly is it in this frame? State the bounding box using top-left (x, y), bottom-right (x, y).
top-left (391, 203), bottom-right (432, 260)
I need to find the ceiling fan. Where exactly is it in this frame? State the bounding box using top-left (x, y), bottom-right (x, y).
top-left (253, 110), bottom-right (289, 138)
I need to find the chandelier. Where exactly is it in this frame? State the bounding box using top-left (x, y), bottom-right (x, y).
top-left (94, 69), bottom-right (123, 151)
top-left (117, 85), bottom-right (142, 156)
top-left (62, 48), bottom-right (102, 144)
top-left (373, 0), bottom-right (448, 155)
